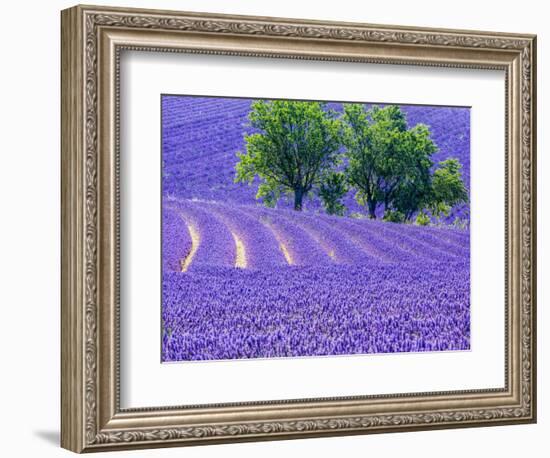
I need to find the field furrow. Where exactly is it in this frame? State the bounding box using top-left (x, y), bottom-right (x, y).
top-left (240, 206), bottom-right (332, 267)
top-left (162, 207), bottom-right (193, 272)
top-left (386, 224), bottom-right (469, 259)
top-left (205, 202), bottom-right (288, 270)
top-left (164, 199), bottom-right (470, 270)
top-left (326, 217), bottom-right (417, 264)
top-left (373, 222), bottom-right (465, 262)
top-left (276, 210), bottom-right (378, 265)
top-left (166, 201), bottom-right (235, 269)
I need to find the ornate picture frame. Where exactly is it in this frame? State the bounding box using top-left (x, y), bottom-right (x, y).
top-left (61, 4), bottom-right (536, 453)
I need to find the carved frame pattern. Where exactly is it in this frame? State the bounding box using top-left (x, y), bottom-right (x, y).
top-left (61, 4), bottom-right (536, 453)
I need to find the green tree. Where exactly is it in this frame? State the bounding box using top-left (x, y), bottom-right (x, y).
top-left (341, 103), bottom-right (380, 218)
top-left (342, 104), bottom-right (437, 220)
top-left (415, 211), bottom-right (431, 226)
top-left (318, 171), bottom-right (348, 216)
top-left (387, 125), bottom-right (435, 221)
top-left (387, 158), bottom-right (468, 223)
top-left (235, 100), bottom-right (341, 211)
top-left (428, 158), bottom-right (468, 219)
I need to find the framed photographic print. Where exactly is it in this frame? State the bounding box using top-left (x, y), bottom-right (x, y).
top-left (61, 4), bottom-right (537, 453)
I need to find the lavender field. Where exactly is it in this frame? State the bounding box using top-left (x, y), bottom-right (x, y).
top-left (162, 96), bottom-right (471, 221)
top-left (161, 95), bottom-right (471, 362)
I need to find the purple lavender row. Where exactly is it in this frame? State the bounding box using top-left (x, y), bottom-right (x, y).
top-left (162, 207), bottom-right (192, 272)
top-left (380, 221), bottom-right (469, 259)
top-left (260, 203), bottom-right (462, 266)
top-left (162, 262), bottom-right (469, 361)
top-left (163, 96), bottom-right (251, 119)
top-left (264, 206), bottom-right (378, 265)
top-left (365, 219), bottom-right (467, 262)
top-left (238, 206), bottom-right (332, 267)
top-left (162, 99), bottom-right (251, 131)
top-left (422, 224), bottom-right (470, 247)
top-left (316, 215), bottom-right (417, 264)
top-left (204, 201), bottom-right (288, 270)
top-left (393, 217), bottom-right (470, 246)
top-left (167, 200), bottom-right (235, 270)
top-left (164, 199), bottom-right (469, 269)
top-left (332, 216), bottom-right (462, 264)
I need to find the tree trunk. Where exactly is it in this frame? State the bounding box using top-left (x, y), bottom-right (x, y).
top-left (383, 191), bottom-right (393, 218)
top-left (294, 188), bottom-right (304, 211)
top-left (367, 200), bottom-right (377, 219)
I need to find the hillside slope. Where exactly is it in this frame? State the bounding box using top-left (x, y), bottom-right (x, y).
top-left (162, 96), bottom-right (470, 221)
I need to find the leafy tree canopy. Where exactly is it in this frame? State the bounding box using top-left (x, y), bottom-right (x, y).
top-left (318, 171), bottom-right (348, 216)
top-left (428, 158), bottom-right (469, 218)
top-left (234, 100), bottom-right (341, 210)
top-left (342, 104), bottom-right (437, 220)
top-left (235, 101), bottom-right (468, 224)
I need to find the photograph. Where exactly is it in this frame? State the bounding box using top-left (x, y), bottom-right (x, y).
top-left (161, 95), bottom-right (471, 362)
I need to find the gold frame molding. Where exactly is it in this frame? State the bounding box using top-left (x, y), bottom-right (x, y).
top-left (61, 4), bottom-right (537, 453)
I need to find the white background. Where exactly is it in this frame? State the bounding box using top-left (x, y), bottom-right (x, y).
top-left (122, 53), bottom-right (505, 407)
top-left (0, 0), bottom-right (547, 457)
